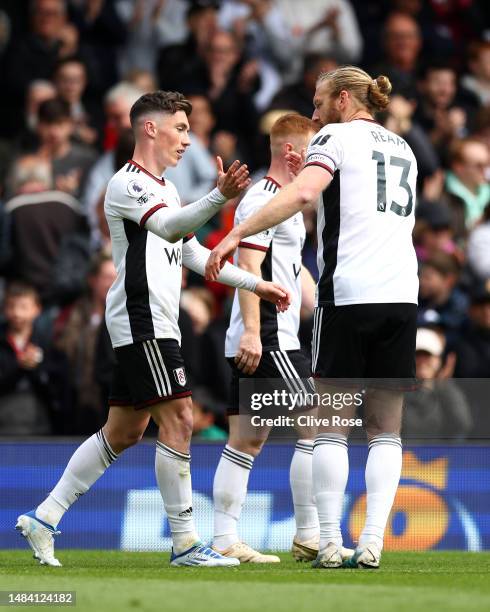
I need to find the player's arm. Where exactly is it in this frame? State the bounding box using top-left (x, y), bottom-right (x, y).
top-left (205, 165), bottom-right (332, 281)
top-left (235, 246), bottom-right (267, 374)
top-left (182, 236), bottom-right (290, 312)
top-left (145, 158), bottom-right (250, 242)
top-left (300, 265), bottom-right (316, 316)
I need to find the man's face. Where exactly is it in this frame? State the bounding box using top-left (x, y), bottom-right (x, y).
top-left (207, 32), bottom-right (239, 73)
top-left (4, 296), bottom-right (40, 332)
top-left (384, 15), bottom-right (421, 66)
top-left (453, 142), bottom-right (489, 190)
top-left (312, 81), bottom-right (341, 127)
top-left (55, 62), bottom-right (87, 104)
top-left (37, 119), bottom-right (72, 149)
top-left (106, 99), bottom-right (133, 134)
top-left (423, 69), bottom-right (456, 109)
top-left (32, 0), bottom-right (65, 41)
top-left (419, 265), bottom-right (451, 301)
top-left (154, 110), bottom-right (191, 168)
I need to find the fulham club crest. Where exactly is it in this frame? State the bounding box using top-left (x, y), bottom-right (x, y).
top-left (173, 367), bottom-right (187, 386)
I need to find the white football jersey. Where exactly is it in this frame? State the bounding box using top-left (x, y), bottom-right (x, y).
top-left (104, 160), bottom-right (188, 348)
top-left (225, 177), bottom-right (306, 357)
top-left (304, 119), bottom-right (419, 306)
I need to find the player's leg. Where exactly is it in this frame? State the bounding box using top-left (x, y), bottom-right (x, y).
top-left (16, 351), bottom-right (149, 567)
top-left (283, 350), bottom-right (321, 561)
top-left (345, 389), bottom-right (403, 569)
top-left (212, 413), bottom-right (279, 562)
top-left (310, 305), bottom-right (363, 568)
top-left (17, 405), bottom-right (150, 566)
top-left (346, 303), bottom-right (416, 569)
top-left (146, 339), bottom-right (238, 567)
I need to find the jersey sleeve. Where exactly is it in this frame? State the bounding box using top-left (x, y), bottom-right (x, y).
top-left (104, 174), bottom-right (169, 228)
top-left (236, 190), bottom-right (277, 252)
top-left (304, 129), bottom-right (345, 176)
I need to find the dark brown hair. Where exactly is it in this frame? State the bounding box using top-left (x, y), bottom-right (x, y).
top-left (4, 281), bottom-right (41, 305)
top-left (129, 91), bottom-right (192, 127)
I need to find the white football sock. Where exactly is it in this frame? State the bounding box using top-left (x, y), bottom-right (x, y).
top-left (155, 441), bottom-right (199, 554)
top-left (313, 433), bottom-right (349, 550)
top-left (36, 429), bottom-right (118, 528)
top-left (359, 434), bottom-right (402, 550)
top-left (213, 445), bottom-right (254, 550)
top-left (290, 440), bottom-right (319, 542)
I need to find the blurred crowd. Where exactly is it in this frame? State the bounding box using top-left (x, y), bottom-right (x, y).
top-left (0, 0), bottom-right (489, 440)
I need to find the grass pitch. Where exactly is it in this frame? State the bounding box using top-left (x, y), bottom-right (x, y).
top-left (1, 551), bottom-right (489, 612)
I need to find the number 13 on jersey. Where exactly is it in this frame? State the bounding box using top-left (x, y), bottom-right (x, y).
top-left (372, 150), bottom-right (413, 217)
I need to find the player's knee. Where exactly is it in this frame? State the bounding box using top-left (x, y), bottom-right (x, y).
top-left (105, 426), bottom-right (145, 451)
top-left (229, 437), bottom-right (266, 457)
top-left (156, 398), bottom-right (194, 441)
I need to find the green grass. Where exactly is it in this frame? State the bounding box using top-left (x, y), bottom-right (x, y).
top-left (1, 551), bottom-right (489, 612)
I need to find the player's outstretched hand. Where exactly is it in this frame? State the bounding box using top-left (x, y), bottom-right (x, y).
top-left (235, 330), bottom-right (262, 375)
top-left (216, 156), bottom-right (251, 199)
top-left (205, 229), bottom-right (241, 281)
top-left (254, 280), bottom-right (291, 313)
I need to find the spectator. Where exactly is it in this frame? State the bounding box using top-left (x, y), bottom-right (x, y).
top-left (68, 0), bottom-right (128, 95)
top-left (124, 68), bottom-right (158, 94)
top-left (467, 204), bottom-right (490, 280)
top-left (454, 279), bottom-right (490, 378)
top-left (54, 252), bottom-right (116, 433)
top-left (402, 327), bottom-right (473, 441)
top-left (3, 0), bottom-right (76, 135)
top-left (1, 155), bottom-right (87, 304)
top-left (53, 56), bottom-right (99, 147)
top-left (116, 0), bottom-right (167, 77)
top-left (182, 29), bottom-right (260, 164)
top-left (414, 200), bottom-right (460, 263)
top-left (443, 138), bottom-right (490, 238)
top-left (372, 12), bottom-right (422, 95)
top-left (381, 93), bottom-right (440, 183)
top-left (418, 251), bottom-right (469, 344)
top-left (414, 62), bottom-right (480, 162)
top-left (192, 386), bottom-right (227, 440)
top-left (274, 0), bottom-right (362, 66)
top-left (270, 53), bottom-right (338, 118)
top-left (81, 81), bottom-right (143, 246)
top-left (0, 282), bottom-right (63, 434)
top-left (36, 98), bottom-right (97, 198)
top-left (157, 0), bottom-right (219, 92)
top-left (16, 79), bottom-right (57, 154)
top-left (218, 1), bottom-right (293, 109)
top-left (462, 41), bottom-right (490, 107)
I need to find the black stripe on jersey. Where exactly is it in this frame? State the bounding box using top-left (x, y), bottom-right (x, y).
top-left (183, 233), bottom-right (195, 243)
top-left (128, 159), bottom-right (165, 185)
top-left (123, 219), bottom-right (155, 342)
top-left (264, 180), bottom-right (279, 193)
top-left (259, 243), bottom-right (279, 350)
top-left (318, 170), bottom-right (340, 304)
top-left (126, 162), bottom-right (141, 173)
